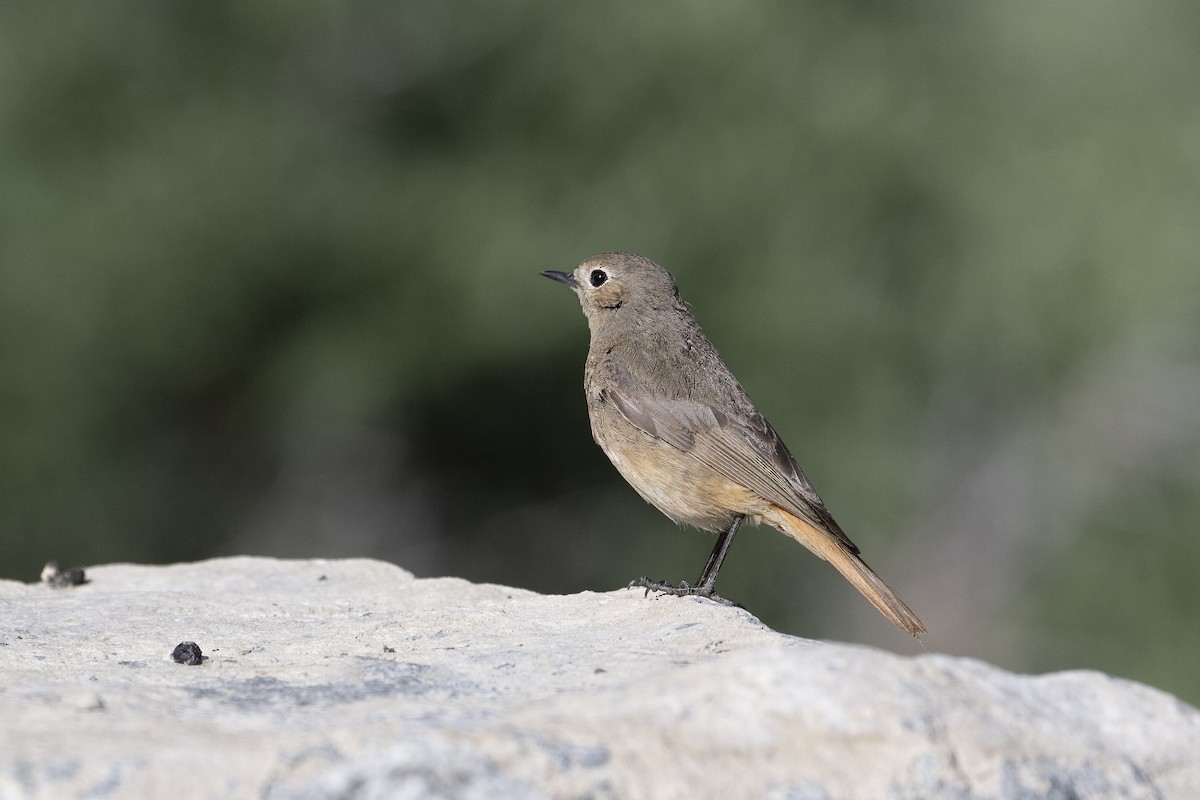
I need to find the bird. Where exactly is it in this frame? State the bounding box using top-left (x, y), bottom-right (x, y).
top-left (541, 252), bottom-right (925, 635)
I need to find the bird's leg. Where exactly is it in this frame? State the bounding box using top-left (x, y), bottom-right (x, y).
top-left (629, 515), bottom-right (745, 607)
top-left (694, 513), bottom-right (743, 591)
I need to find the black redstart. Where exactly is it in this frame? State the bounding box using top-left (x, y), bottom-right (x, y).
top-left (542, 252), bottom-right (925, 635)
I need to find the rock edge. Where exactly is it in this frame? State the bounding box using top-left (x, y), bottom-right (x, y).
top-left (2, 557), bottom-right (1197, 799)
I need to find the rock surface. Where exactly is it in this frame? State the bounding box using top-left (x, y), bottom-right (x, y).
top-left (1, 557), bottom-right (1197, 799)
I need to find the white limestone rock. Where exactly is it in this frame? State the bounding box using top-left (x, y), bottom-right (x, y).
top-left (1, 557), bottom-right (1196, 799)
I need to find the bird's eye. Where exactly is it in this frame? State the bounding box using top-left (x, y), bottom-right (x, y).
top-left (590, 269), bottom-right (608, 287)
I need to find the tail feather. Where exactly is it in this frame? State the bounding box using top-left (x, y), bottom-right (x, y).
top-left (770, 504), bottom-right (926, 636)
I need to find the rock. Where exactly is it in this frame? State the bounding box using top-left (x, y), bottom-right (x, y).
top-left (0, 557), bottom-right (1196, 799)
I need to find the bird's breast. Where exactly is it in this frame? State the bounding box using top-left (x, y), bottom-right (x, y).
top-left (585, 391), bottom-right (760, 531)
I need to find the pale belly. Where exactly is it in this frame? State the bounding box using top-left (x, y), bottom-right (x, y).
top-left (595, 422), bottom-right (763, 532)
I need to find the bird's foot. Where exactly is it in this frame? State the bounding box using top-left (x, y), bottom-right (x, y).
top-left (627, 577), bottom-right (742, 608)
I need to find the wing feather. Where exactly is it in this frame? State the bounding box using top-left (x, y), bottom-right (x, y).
top-left (605, 387), bottom-right (860, 555)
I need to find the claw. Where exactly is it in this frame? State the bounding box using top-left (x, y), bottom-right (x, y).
top-left (626, 576), bottom-right (743, 609)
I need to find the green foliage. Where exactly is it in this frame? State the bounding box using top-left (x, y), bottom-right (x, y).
top-left (2, 1), bottom-right (1198, 703)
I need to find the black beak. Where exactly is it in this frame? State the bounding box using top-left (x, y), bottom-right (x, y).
top-left (540, 270), bottom-right (578, 288)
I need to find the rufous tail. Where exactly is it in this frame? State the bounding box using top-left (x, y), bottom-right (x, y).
top-left (770, 504), bottom-right (926, 636)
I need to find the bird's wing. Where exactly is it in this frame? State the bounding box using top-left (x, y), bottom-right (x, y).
top-left (603, 387), bottom-right (860, 555)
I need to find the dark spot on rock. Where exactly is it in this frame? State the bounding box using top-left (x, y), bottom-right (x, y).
top-left (41, 562), bottom-right (88, 588)
top-left (172, 642), bottom-right (204, 666)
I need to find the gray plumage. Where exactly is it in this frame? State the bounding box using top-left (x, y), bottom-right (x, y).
top-left (543, 252), bottom-right (924, 635)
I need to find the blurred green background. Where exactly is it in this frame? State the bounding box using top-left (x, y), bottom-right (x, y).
top-left (3, 1), bottom-right (1198, 703)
